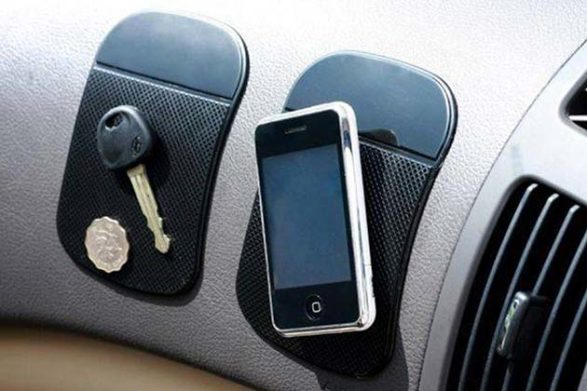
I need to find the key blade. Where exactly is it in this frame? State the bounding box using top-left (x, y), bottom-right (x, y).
top-left (133, 168), bottom-right (171, 253)
top-left (127, 164), bottom-right (171, 254)
top-left (129, 167), bottom-right (171, 253)
top-left (133, 170), bottom-right (171, 253)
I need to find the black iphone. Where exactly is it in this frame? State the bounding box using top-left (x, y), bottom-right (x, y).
top-left (255, 102), bottom-right (375, 337)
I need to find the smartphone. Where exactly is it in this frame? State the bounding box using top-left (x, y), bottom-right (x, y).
top-left (255, 102), bottom-right (375, 337)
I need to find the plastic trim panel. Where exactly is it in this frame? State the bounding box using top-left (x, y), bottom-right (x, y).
top-left (421, 41), bottom-right (587, 390)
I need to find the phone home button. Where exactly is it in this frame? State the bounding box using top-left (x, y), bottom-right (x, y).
top-left (305, 295), bottom-right (324, 320)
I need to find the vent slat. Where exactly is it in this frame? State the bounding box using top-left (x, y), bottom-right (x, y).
top-left (501, 362), bottom-right (515, 391)
top-left (524, 230), bottom-right (587, 391)
top-left (457, 184), bottom-right (539, 391)
top-left (549, 288), bottom-right (587, 391)
top-left (480, 194), bottom-right (560, 391)
top-left (532, 205), bottom-right (581, 294)
top-left (448, 180), bottom-right (587, 391)
top-left (499, 204), bottom-right (581, 391)
top-left (569, 85), bottom-right (587, 131)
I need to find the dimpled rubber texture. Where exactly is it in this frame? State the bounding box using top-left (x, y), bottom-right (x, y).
top-left (236, 141), bottom-right (432, 377)
top-left (57, 66), bottom-right (229, 294)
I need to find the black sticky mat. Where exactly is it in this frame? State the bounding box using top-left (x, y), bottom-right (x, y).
top-left (57, 67), bottom-right (230, 295)
top-left (237, 141), bottom-right (433, 377)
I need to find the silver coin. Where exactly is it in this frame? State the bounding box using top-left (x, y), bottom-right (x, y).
top-left (85, 217), bottom-right (130, 273)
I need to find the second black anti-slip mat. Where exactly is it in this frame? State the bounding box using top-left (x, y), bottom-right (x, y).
top-left (237, 52), bottom-right (456, 377)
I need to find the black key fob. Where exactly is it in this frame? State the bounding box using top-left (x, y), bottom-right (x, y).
top-left (97, 105), bottom-right (154, 170)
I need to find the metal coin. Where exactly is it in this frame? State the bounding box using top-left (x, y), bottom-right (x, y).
top-left (84, 217), bottom-right (130, 273)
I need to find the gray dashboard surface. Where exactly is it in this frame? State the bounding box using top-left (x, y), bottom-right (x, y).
top-left (422, 40), bottom-right (587, 391)
top-left (1, 1), bottom-right (586, 390)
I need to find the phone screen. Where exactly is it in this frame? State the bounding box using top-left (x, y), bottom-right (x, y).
top-left (261, 143), bottom-right (352, 290)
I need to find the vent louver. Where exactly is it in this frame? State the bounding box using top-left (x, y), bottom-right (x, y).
top-left (448, 182), bottom-right (587, 391)
top-left (569, 84), bottom-right (587, 131)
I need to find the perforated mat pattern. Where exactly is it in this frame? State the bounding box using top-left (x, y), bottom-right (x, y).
top-left (57, 67), bottom-right (229, 294)
top-left (236, 142), bottom-right (432, 377)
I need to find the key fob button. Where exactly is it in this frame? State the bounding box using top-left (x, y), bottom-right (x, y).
top-left (97, 105), bottom-right (154, 170)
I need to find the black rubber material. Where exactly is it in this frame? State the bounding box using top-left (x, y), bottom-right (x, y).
top-left (98, 13), bottom-right (245, 99)
top-left (237, 142), bottom-right (433, 377)
top-left (236, 52), bottom-right (456, 378)
top-left (57, 13), bottom-right (248, 295)
top-left (285, 52), bottom-right (454, 159)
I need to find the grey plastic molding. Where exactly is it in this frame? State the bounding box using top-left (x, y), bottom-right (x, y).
top-left (420, 40), bottom-right (587, 390)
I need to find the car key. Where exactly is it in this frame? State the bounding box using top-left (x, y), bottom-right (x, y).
top-left (97, 105), bottom-right (171, 254)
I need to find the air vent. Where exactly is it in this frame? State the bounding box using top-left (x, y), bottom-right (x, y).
top-left (448, 182), bottom-right (587, 391)
top-left (569, 84), bottom-right (587, 131)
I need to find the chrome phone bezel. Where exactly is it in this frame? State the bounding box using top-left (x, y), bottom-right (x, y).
top-left (255, 102), bottom-right (375, 337)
